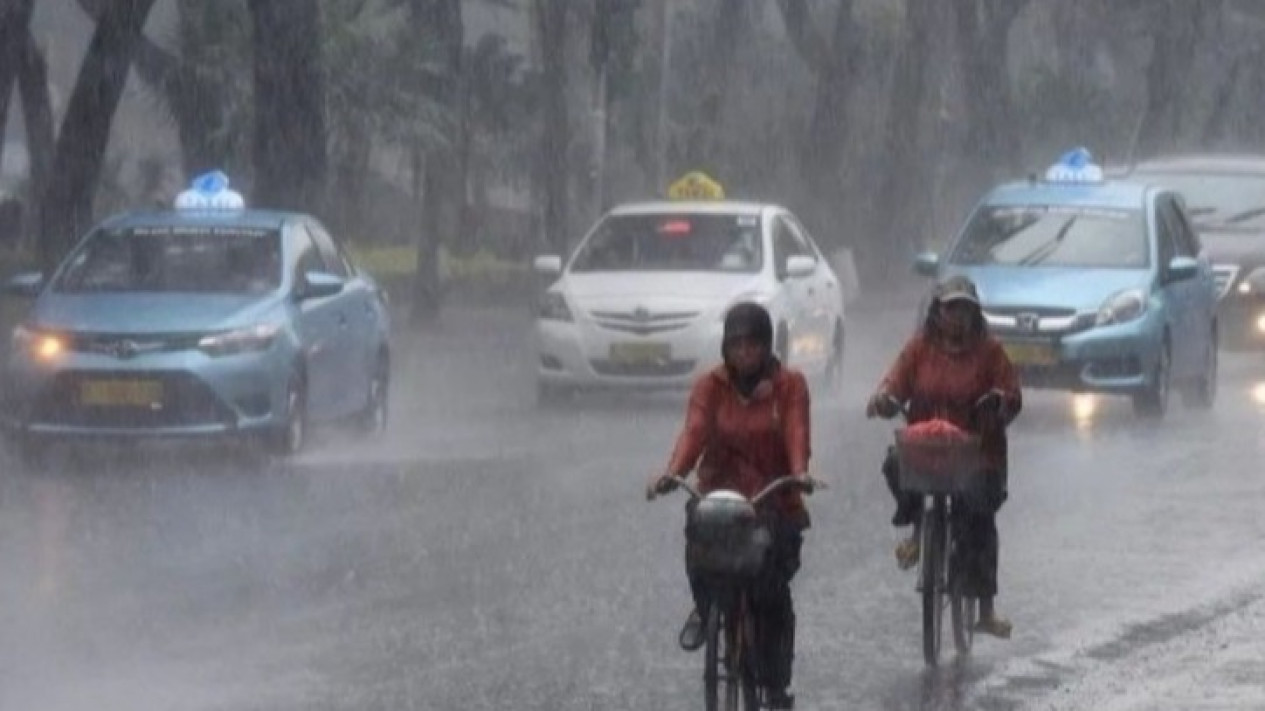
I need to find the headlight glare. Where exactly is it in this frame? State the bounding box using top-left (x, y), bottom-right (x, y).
top-left (12, 325), bottom-right (66, 362)
top-left (1095, 289), bottom-right (1147, 327)
top-left (198, 324), bottom-right (280, 357)
top-left (1242, 267), bottom-right (1265, 295)
top-left (538, 291), bottom-right (573, 322)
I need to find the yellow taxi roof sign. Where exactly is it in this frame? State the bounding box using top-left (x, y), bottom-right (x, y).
top-left (668, 171), bottom-right (725, 201)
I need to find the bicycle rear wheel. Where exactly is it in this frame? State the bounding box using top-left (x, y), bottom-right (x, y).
top-left (921, 501), bottom-right (947, 666)
top-left (704, 604), bottom-right (721, 711)
top-left (735, 600), bottom-right (759, 711)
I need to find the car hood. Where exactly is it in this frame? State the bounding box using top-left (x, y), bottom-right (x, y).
top-left (943, 266), bottom-right (1151, 312)
top-left (30, 293), bottom-right (283, 333)
top-left (560, 271), bottom-right (764, 311)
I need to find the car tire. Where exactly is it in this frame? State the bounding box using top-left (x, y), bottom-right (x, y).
top-left (270, 375), bottom-right (307, 456)
top-left (536, 381), bottom-right (573, 408)
top-left (356, 352), bottom-right (390, 435)
top-left (1181, 328), bottom-right (1217, 410)
top-left (825, 323), bottom-right (845, 393)
top-left (1132, 343), bottom-right (1170, 419)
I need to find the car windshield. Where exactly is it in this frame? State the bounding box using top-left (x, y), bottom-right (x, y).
top-left (950, 205), bottom-right (1148, 269)
top-left (569, 213), bottom-right (763, 273)
top-left (1133, 172), bottom-right (1265, 230)
top-left (54, 225), bottom-right (283, 294)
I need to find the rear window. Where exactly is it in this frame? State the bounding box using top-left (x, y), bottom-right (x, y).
top-left (950, 205), bottom-right (1149, 269)
top-left (570, 213), bottom-right (763, 273)
top-left (54, 225), bottom-right (283, 294)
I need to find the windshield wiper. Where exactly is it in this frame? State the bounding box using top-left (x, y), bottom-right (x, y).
top-left (1016, 216), bottom-right (1077, 266)
top-left (1223, 207), bottom-right (1265, 225)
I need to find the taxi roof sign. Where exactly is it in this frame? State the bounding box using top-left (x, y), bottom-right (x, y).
top-left (1044, 147), bottom-right (1104, 184)
top-left (175, 170), bottom-right (246, 210)
top-left (668, 171), bottom-right (725, 201)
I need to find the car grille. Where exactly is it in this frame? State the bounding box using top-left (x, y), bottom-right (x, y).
top-left (983, 306), bottom-right (1089, 335)
top-left (32, 370), bottom-right (235, 429)
top-left (1212, 264), bottom-right (1239, 300)
top-left (590, 359), bottom-right (696, 377)
top-left (588, 309), bottom-right (701, 336)
top-left (67, 332), bottom-right (204, 358)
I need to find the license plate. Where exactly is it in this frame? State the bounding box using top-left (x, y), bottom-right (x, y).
top-left (609, 341), bottom-right (670, 365)
top-left (80, 379), bottom-right (164, 407)
top-left (1003, 342), bottom-right (1057, 367)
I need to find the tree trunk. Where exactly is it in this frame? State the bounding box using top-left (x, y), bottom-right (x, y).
top-left (18, 31), bottom-right (53, 248)
top-left (37, 0), bottom-right (157, 270)
top-left (871, 0), bottom-right (936, 278)
top-left (952, 0), bottom-right (1027, 194)
top-left (408, 0), bottom-right (462, 326)
top-left (0, 0), bottom-right (37, 186)
top-left (1135, 0), bottom-right (1209, 158)
top-left (777, 0), bottom-right (861, 250)
top-left (248, 0), bottom-right (327, 213)
top-left (536, 0), bottom-right (569, 254)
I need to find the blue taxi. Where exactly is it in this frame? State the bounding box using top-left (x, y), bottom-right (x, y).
top-left (915, 149), bottom-right (1219, 418)
top-left (1, 173), bottom-right (391, 457)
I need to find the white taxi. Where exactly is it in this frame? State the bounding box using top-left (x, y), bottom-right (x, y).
top-left (532, 197), bottom-right (846, 403)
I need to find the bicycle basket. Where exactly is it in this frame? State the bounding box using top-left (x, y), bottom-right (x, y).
top-left (686, 491), bottom-right (771, 577)
top-left (894, 428), bottom-right (984, 494)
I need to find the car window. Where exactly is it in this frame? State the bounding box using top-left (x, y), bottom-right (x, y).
top-left (54, 226), bottom-right (283, 294)
top-left (569, 213), bottom-right (763, 273)
top-left (950, 204), bottom-right (1149, 269)
top-left (773, 216), bottom-right (813, 279)
top-left (291, 225), bottom-right (328, 282)
top-left (306, 221), bottom-right (353, 278)
top-left (1132, 171), bottom-right (1265, 229)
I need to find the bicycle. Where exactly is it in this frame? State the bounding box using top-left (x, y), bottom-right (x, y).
top-left (877, 394), bottom-right (998, 666)
top-left (650, 474), bottom-right (815, 711)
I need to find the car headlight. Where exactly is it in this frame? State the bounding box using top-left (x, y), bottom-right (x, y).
top-left (537, 291), bottom-right (573, 323)
top-left (1238, 267), bottom-right (1265, 295)
top-left (198, 324), bottom-right (280, 357)
top-left (11, 325), bottom-right (66, 362)
top-left (1095, 289), bottom-right (1148, 327)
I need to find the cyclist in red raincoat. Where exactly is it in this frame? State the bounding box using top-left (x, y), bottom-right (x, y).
top-left (866, 276), bottom-right (1021, 638)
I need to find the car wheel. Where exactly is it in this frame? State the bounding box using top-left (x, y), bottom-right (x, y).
top-left (1132, 343), bottom-right (1170, 419)
top-left (1181, 328), bottom-right (1217, 410)
top-left (270, 376), bottom-right (307, 456)
top-left (536, 381), bottom-right (573, 408)
top-left (823, 323), bottom-right (845, 395)
top-left (356, 353), bottom-right (390, 435)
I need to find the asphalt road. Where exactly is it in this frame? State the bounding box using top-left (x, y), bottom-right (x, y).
top-left (3, 298), bottom-right (1265, 710)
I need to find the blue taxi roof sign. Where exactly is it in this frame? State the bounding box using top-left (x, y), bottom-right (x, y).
top-left (1044, 147), bottom-right (1104, 184)
top-left (175, 170), bottom-right (246, 210)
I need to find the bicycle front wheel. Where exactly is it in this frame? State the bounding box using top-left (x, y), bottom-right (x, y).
top-left (951, 586), bottom-right (977, 654)
top-left (921, 502), bottom-right (948, 666)
top-left (704, 603), bottom-right (721, 711)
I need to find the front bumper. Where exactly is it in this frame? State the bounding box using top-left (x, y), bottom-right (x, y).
top-left (997, 314), bottom-right (1161, 393)
top-left (535, 317), bottom-right (724, 390)
top-left (1, 345), bottom-right (292, 439)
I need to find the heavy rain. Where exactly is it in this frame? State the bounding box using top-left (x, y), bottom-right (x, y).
top-left (2, 1), bottom-right (1265, 710)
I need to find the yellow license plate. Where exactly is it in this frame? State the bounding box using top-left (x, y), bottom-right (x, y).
top-left (1003, 343), bottom-right (1057, 366)
top-left (609, 341), bottom-right (670, 365)
top-left (80, 379), bottom-right (164, 407)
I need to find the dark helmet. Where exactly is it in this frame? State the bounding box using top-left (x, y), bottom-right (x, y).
top-left (722, 302), bottom-right (773, 354)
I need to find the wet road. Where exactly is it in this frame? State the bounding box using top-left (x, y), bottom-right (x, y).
top-left (3, 300), bottom-right (1265, 710)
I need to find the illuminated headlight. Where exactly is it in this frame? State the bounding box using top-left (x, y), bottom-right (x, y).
top-left (1239, 267), bottom-right (1265, 295)
top-left (12, 325), bottom-right (66, 362)
top-left (198, 324), bottom-right (280, 357)
top-left (1256, 315), bottom-right (1265, 334)
top-left (1095, 289), bottom-right (1147, 327)
top-left (537, 291), bottom-right (573, 323)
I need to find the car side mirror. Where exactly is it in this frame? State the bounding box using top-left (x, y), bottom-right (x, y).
top-left (533, 255), bottom-right (563, 276)
top-left (3, 272), bottom-right (44, 298)
top-left (296, 271), bottom-right (344, 300)
top-left (1166, 256), bottom-right (1199, 283)
top-left (785, 255), bottom-right (817, 279)
top-left (914, 252), bottom-right (940, 277)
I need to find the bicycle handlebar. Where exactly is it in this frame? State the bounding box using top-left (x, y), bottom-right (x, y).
top-left (650, 473), bottom-right (818, 505)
